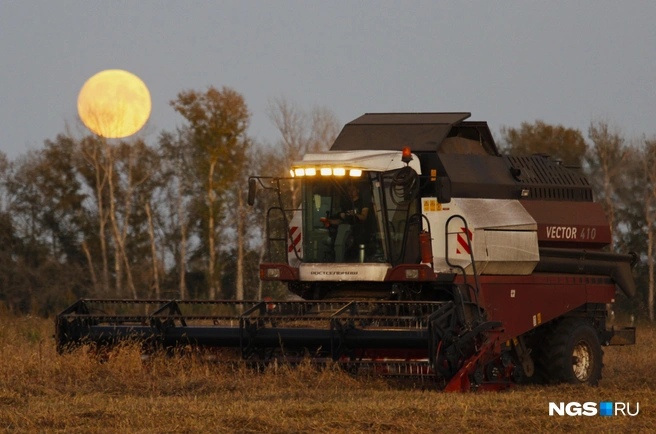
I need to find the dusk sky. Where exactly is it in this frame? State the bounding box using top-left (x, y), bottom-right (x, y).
top-left (1, 1), bottom-right (655, 159)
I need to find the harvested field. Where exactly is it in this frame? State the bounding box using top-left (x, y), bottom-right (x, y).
top-left (0, 315), bottom-right (653, 433)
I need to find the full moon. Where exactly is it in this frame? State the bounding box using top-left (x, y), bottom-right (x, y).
top-left (77, 69), bottom-right (151, 138)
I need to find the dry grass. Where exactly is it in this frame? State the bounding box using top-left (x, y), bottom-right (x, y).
top-left (0, 316), bottom-right (654, 433)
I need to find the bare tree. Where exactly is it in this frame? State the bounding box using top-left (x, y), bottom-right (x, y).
top-left (585, 121), bottom-right (631, 252)
top-left (266, 97), bottom-right (340, 208)
top-left (235, 184), bottom-right (246, 300)
top-left (641, 139), bottom-right (656, 321)
top-left (309, 106), bottom-right (341, 153)
top-left (79, 136), bottom-right (112, 294)
top-left (0, 152), bottom-right (9, 212)
top-left (144, 202), bottom-right (160, 298)
top-left (159, 130), bottom-right (193, 299)
top-left (267, 97), bottom-right (339, 168)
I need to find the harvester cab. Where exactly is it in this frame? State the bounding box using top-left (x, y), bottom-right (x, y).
top-left (252, 113), bottom-right (634, 301)
top-left (290, 150), bottom-right (422, 265)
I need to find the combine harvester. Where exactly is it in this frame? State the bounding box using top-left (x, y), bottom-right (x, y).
top-left (57, 113), bottom-right (637, 391)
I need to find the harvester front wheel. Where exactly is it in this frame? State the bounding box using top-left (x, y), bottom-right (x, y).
top-left (538, 319), bottom-right (603, 386)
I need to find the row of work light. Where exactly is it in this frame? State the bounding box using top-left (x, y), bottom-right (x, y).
top-left (289, 167), bottom-right (363, 177)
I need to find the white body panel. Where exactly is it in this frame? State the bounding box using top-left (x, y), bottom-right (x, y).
top-left (299, 263), bottom-right (391, 281)
top-left (423, 197), bottom-right (539, 275)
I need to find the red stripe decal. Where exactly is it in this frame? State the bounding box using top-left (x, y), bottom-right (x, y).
top-left (456, 227), bottom-right (472, 255)
top-left (288, 227), bottom-right (301, 252)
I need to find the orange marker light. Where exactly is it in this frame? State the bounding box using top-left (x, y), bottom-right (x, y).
top-left (402, 146), bottom-right (413, 163)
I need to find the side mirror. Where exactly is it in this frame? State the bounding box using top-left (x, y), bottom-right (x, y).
top-left (247, 178), bottom-right (257, 206)
top-left (436, 176), bottom-right (451, 204)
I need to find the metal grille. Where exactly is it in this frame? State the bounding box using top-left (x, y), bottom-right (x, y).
top-left (504, 155), bottom-right (593, 201)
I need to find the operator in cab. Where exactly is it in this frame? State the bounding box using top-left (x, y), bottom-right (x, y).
top-left (321, 183), bottom-right (374, 262)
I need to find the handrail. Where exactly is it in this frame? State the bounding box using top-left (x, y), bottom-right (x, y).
top-left (253, 176), bottom-right (302, 264)
top-left (444, 214), bottom-right (483, 320)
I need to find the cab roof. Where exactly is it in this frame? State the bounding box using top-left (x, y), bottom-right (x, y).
top-left (296, 150), bottom-right (422, 174)
top-left (330, 112), bottom-right (499, 156)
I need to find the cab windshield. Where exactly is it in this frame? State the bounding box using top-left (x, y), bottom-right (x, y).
top-left (301, 173), bottom-right (386, 263)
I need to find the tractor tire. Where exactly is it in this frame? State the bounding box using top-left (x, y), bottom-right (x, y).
top-left (532, 318), bottom-right (603, 386)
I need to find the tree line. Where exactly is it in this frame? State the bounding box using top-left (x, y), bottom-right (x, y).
top-left (0, 87), bottom-right (653, 321)
top-left (501, 120), bottom-right (655, 321)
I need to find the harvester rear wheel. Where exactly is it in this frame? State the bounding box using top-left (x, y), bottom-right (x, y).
top-left (534, 319), bottom-right (603, 386)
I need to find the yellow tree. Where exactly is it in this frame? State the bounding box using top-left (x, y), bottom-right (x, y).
top-left (171, 86), bottom-right (250, 299)
top-left (500, 120), bottom-right (587, 167)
